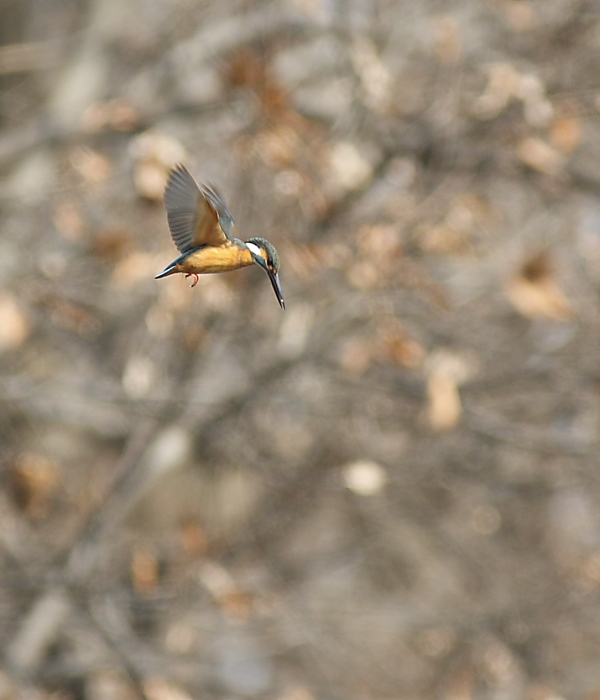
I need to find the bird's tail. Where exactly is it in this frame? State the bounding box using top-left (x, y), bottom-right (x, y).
top-left (155, 263), bottom-right (178, 279)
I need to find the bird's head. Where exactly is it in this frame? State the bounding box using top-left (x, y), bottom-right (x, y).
top-left (245, 237), bottom-right (285, 309)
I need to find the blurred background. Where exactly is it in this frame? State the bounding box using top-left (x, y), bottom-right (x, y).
top-left (1, 0), bottom-right (600, 697)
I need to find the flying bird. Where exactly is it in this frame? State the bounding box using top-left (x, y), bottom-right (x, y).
top-left (155, 164), bottom-right (285, 309)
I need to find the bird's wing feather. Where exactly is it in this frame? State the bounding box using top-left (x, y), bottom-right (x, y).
top-left (200, 183), bottom-right (235, 241)
top-left (164, 165), bottom-right (233, 252)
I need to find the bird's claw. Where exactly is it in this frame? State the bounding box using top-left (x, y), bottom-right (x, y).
top-left (185, 273), bottom-right (199, 288)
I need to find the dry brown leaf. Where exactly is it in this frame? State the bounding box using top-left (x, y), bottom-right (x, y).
top-left (472, 63), bottom-right (521, 119)
top-left (0, 295), bottom-right (30, 351)
top-left (418, 224), bottom-right (468, 255)
top-left (375, 317), bottom-right (425, 369)
top-left (386, 335), bottom-right (425, 368)
top-left (505, 277), bottom-right (572, 320)
top-left (418, 193), bottom-right (491, 255)
top-left (196, 560), bottom-right (251, 622)
top-left (11, 453), bottom-right (60, 519)
top-left (131, 548), bottom-right (159, 594)
top-left (219, 591), bottom-right (253, 621)
top-left (505, 253), bottom-right (572, 320)
top-left (550, 114), bottom-right (582, 154)
top-left (473, 64), bottom-right (552, 125)
top-left (516, 137), bottom-right (564, 175)
top-left (427, 371), bottom-right (462, 431)
top-left (425, 350), bottom-right (476, 431)
top-left (225, 47), bottom-right (268, 90)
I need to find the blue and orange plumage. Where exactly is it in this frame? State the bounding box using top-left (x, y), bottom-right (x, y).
top-left (156, 165), bottom-right (285, 309)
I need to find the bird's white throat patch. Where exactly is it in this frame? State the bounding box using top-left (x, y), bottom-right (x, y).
top-left (246, 242), bottom-right (262, 257)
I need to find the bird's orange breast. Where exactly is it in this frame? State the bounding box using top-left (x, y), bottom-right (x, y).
top-left (178, 245), bottom-right (254, 274)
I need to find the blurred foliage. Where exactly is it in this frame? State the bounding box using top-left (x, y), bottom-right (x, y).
top-left (1, 0), bottom-right (600, 698)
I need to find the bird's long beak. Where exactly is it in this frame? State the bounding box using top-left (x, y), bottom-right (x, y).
top-left (267, 269), bottom-right (286, 309)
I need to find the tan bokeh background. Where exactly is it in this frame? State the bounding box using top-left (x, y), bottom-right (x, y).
top-left (1, 0), bottom-right (600, 698)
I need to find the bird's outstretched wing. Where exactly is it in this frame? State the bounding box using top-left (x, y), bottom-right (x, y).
top-left (164, 164), bottom-right (234, 252)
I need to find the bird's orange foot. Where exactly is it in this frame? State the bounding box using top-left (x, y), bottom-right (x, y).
top-left (185, 273), bottom-right (199, 288)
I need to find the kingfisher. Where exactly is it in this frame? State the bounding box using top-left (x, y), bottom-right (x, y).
top-left (155, 164), bottom-right (285, 309)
